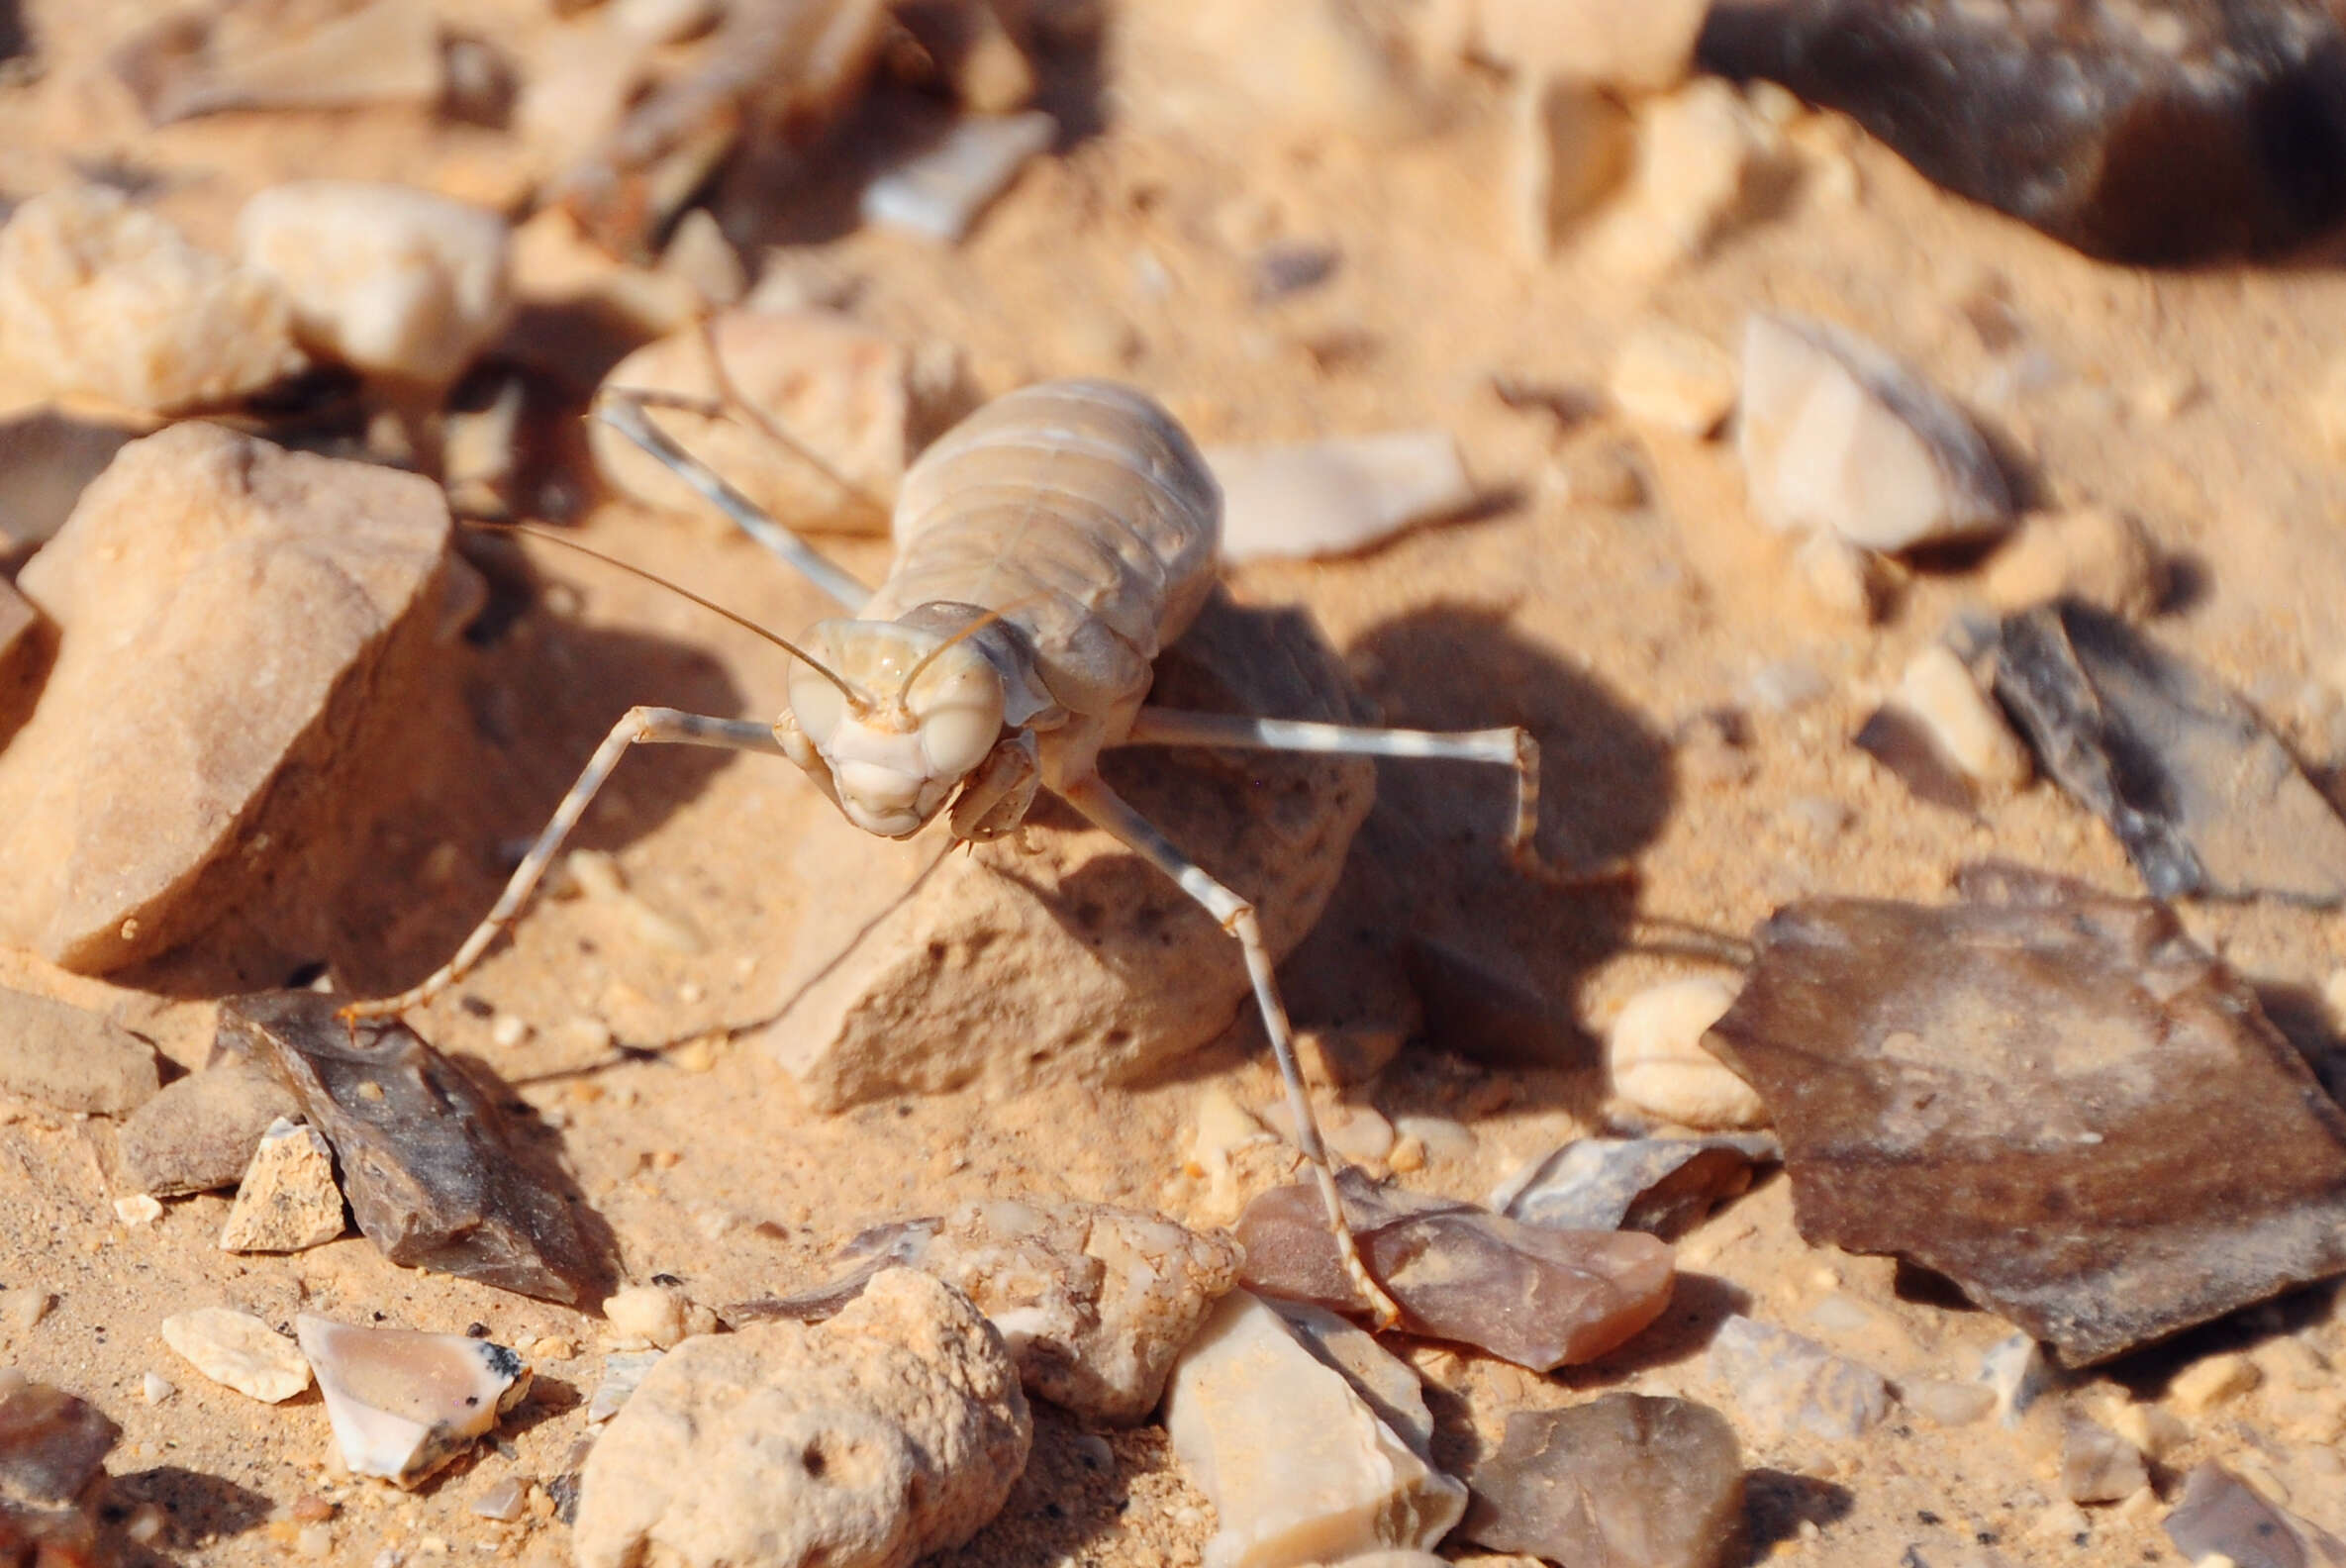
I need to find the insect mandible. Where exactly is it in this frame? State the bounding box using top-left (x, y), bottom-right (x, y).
top-left (345, 378), bottom-right (1553, 1325)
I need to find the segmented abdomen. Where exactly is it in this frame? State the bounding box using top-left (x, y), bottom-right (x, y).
top-left (866, 379), bottom-right (1222, 721)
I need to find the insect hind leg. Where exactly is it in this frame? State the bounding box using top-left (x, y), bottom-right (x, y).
top-left (1118, 708), bottom-right (1633, 889)
top-left (340, 708), bottom-right (786, 1023)
top-left (1055, 773), bottom-right (1405, 1330)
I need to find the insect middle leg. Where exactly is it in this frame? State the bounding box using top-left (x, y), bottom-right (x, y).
top-left (1055, 772), bottom-right (1407, 1329)
top-left (342, 707), bottom-right (788, 1021)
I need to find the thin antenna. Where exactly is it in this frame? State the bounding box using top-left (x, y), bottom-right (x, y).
top-left (461, 519), bottom-right (869, 708)
top-left (692, 315), bottom-right (891, 526)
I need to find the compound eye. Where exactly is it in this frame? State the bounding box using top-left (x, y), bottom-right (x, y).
top-left (920, 700), bottom-right (1001, 779)
top-left (789, 654), bottom-right (847, 747)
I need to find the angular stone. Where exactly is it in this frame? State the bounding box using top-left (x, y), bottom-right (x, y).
top-left (0, 1381), bottom-right (118, 1507)
top-left (1463, 1394), bottom-right (1745, 1568)
top-left (1495, 1133), bottom-right (1779, 1238)
top-left (1706, 1315), bottom-right (1891, 1442)
top-left (0, 423), bottom-right (451, 972)
top-left (1988, 601), bottom-right (2346, 906)
top-left (590, 308), bottom-right (971, 536)
top-left (862, 111), bottom-right (1058, 242)
top-left (586, 1350), bottom-right (664, 1425)
top-left (1588, 80), bottom-right (1782, 278)
top-left (295, 1316), bottom-right (531, 1488)
top-left (1738, 313), bottom-right (2013, 553)
top-left (1610, 321), bottom-right (1738, 438)
top-left (1265, 1301), bottom-right (1436, 1461)
top-left (2164, 1462), bottom-right (2346, 1568)
top-left (1512, 79), bottom-right (1635, 257)
top-left (222, 990), bottom-right (615, 1305)
top-left (573, 1270), bottom-right (1031, 1568)
top-left (1234, 1168), bottom-right (1674, 1371)
top-left (1608, 976), bottom-right (1767, 1129)
top-left (109, 0), bottom-right (441, 124)
top-left (746, 594), bottom-right (1375, 1110)
top-left (218, 1118), bottom-right (345, 1253)
top-left (1698, 0), bottom-right (2346, 263)
top-left (2061, 1419), bottom-right (2146, 1505)
top-left (1981, 506), bottom-right (2165, 619)
top-left (1163, 1291), bottom-right (1466, 1568)
top-left (159, 1307), bottom-right (312, 1403)
top-left (238, 181), bottom-right (510, 386)
top-left (1704, 868), bottom-right (2346, 1363)
top-left (1209, 432), bottom-right (1475, 563)
top-left (118, 1062), bottom-right (301, 1196)
top-left (0, 987), bottom-right (159, 1115)
top-left (919, 1199), bottom-right (1244, 1424)
top-left (0, 186), bottom-right (304, 412)
top-left (603, 1284), bottom-right (716, 1351)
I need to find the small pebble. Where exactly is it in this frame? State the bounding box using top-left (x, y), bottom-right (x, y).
top-left (295, 1523), bottom-right (333, 1558)
top-left (1386, 1134), bottom-right (1426, 1173)
top-left (160, 1307), bottom-right (313, 1403)
top-left (113, 1194), bottom-right (163, 1225)
top-left (1981, 506), bottom-right (2165, 619)
top-left (2105, 1401), bottom-right (2190, 1461)
top-left (2167, 1351), bottom-right (2260, 1414)
top-left (297, 1316), bottom-right (532, 1488)
top-left (0, 1288), bottom-right (53, 1332)
top-left (289, 1495), bottom-right (335, 1524)
top-left (471, 1477), bottom-right (529, 1522)
top-left (1978, 1333), bottom-right (2051, 1426)
top-left (1891, 644), bottom-right (2032, 791)
top-left (862, 112), bottom-right (1057, 242)
top-left (489, 1014), bottom-right (531, 1049)
top-left (1512, 79), bottom-right (1634, 257)
top-left (1905, 1378), bottom-right (1996, 1427)
top-left (1210, 431), bottom-right (1474, 562)
top-left (1608, 976), bottom-right (1767, 1129)
top-left (530, 1336), bottom-right (575, 1362)
top-left (2062, 1419), bottom-right (2148, 1504)
top-left (604, 1284), bottom-right (713, 1350)
top-left (141, 1372), bottom-right (175, 1405)
top-left (1610, 320), bottom-right (1738, 437)
top-left (1592, 80), bottom-right (1780, 277)
top-left (1744, 657), bottom-right (1830, 713)
top-left (1793, 532), bottom-right (1886, 623)
top-left (1707, 1314), bottom-right (1891, 1440)
top-left (1073, 1432), bottom-right (1116, 1472)
top-left (217, 1118), bottom-right (345, 1253)
top-left (1390, 1114), bottom-right (1476, 1161)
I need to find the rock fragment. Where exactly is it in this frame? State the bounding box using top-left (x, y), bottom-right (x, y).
top-left (1697, 0), bottom-right (2346, 263)
top-left (586, 1350), bottom-right (664, 1424)
top-left (573, 1270), bottom-right (1031, 1568)
top-left (0, 186), bottom-right (304, 413)
top-left (1163, 1291), bottom-right (1466, 1568)
top-left (0, 987), bottom-right (160, 1115)
top-left (1209, 432), bottom-right (1474, 562)
top-left (919, 1199), bottom-right (1245, 1423)
top-left (2164, 1462), bottom-right (2346, 1568)
top-left (1235, 1168), bottom-right (1674, 1371)
top-left (1463, 1394), bottom-right (1745, 1568)
top-left (862, 111), bottom-right (1057, 242)
top-left (118, 1062), bottom-right (301, 1196)
top-left (1978, 1333), bottom-right (2051, 1426)
top-left (1265, 1301), bottom-right (1436, 1461)
top-left (1589, 80), bottom-right (1782, 277)
top-left (1855, 642), bottom-right (2032, 810)
top-left (591, 308), bottom-right (971, 535)
top-left (1495, 1133), bottom-right (1778, 1238)
top-left (1608, 976), bottom-right (1766, 1130)
top-left (2168, 1350), bottom-right (2260, 1415)
top-left (1738, 313), bottom-right (2012, 552)
top-left (294, 1316), bottom-right (531, 1488)
top-left (1704, 867), bottom-right (2346, 1363)
top-left (0, 1377), bottom-right (117, 1560)
top-left (238, 182), bottom-right (511, 387)
top-left (1981, 506), bottom-right (2165, 618)
top-left (603, 1284), bottom-right (717, 1351)
top-left (1706, 1315), bottom-right (1891, 1442)
top-left (1987, 601), bottom-right (2346, 905)
top-left (218, 1119), bottom-right (346, 1253)
top-left (2061, 1420), bottom-right (2146, 1505)
top-left (0, 424), bottom-right (451, 971)
top-left (159, 1308), bottom-right (313, 1403)
top-left (1610, 321), bottom-right (1738, 437)
top-left (1512, 79), bottom-right (1634, 257)
top-left (223, 990), bottom-right (615, 1304)
top-left (109, 0), bottom-right (441, 124)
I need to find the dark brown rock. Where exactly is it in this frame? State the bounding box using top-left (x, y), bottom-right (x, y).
top-left (1698, 0), bottom-right (2346, 263)
top-left (1463, 1394), bottom-right (1745, 1568)
top-left (117, 1061), bottom-right (299, 1195)
top-left (0, 986), bottom-right (160, 1115)
top-left (0, 1380), bottom-right (116, 1508)
top-left (1705, 868), bottom-right (2346, 1364)
top-left (1987, 601), bottom-right (2346, 906)
top-left (2164, 1462), bottom-right (2346, 1568)
top-left (1234, 1168), bottom-right (1674, 1371)
top-left (221, 990), bottom-right (614, 1305)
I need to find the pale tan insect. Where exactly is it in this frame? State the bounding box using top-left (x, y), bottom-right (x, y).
top-left (347, 379), bottom-right (1548, 1323)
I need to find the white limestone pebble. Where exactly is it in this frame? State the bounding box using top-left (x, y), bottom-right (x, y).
top-left (603, 1284), bottom-right (717, 1351)
top-left (589, 308), bottom-right (971, 536)
top-left (141, 1372), bottom-right (175, 1405)
top-left (1707, 1315), bottom-right (1892, 1441)
top-left (238, 181), bottom-right (511, 387)
top-left (160, 1308), bottom-right (313, 1403)
top-left (295, 1316), bottom-right (531, 1488)
top-left (587, 1350), bottom-right (665, 1424)
top-left (1608, 975), bottom-right (1768, 1129)
top-left (1904, 1378), bottom-right (1996, 1427)
top-left (113, 1195), bottom-right (163, 1225)
top-left (1210, 432), bottom-right (1474, 562)
top-left (218, 1119), bottom-right (346, 1254)
top-left (2167, 1351), bottom-right (2260, 1415)
top-left (0, 186), bottom-right (304, 412)
top-left (1739, 312), bottom-right (2014, 552)
top-left (1590, 80), bottom-right (1782, 278)
top-left (1981, 505), bottom-right (2166, 618)
top-left (574, 1269), bottom-right (1031, 1568)
top-left (0, 1288), bottom-right (52, 1333)
top-left (1792, 532), bottom-right (1887, 624)
top-left (1979, 1333), bottom-right (2052, 1427)
top-left (2105, 1402), bottom-right (2190, 1462)
top-left (862, 112), bottom-right (1057, 242)
top-left (2062, 1419), bottom-right (2148, 1504)
top-left (1610, 320), bottom-right (1738, 437)
top-left (1889, 643), bottom-right (2033, 792)
top-left (1163, 1291), bottom-right (1466, 1568)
